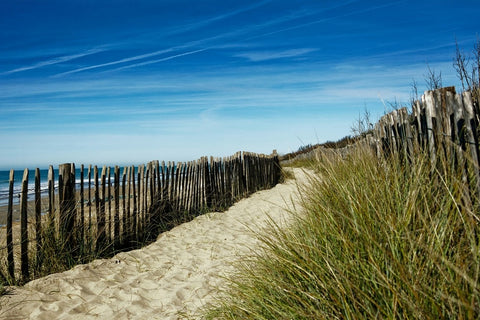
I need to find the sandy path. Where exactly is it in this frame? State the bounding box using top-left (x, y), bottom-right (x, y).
top-left (0, 168), bottom-right (306, 320)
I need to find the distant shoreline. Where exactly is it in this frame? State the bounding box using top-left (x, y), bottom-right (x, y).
top-left (0, 194), bottom-right (53, 227)
top-left (0, 188), bottom-right (96, 227)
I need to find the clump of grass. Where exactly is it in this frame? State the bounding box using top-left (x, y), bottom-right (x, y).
top-left (283, 157), bottom-right (316, 169)
top-left (203, 146), bottom-right (480, 319)
top-left (280, 167), bottom-right (295, 181)
top-left (34, 223), bottom-right (107, 279)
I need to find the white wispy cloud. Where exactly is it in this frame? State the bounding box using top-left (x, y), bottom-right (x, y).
top-left (235, 48), bottom-right (317, 62)
top-left (52, 3), bottom-right (344, 77)
top-left (51, 2), bottom-right (275, 77)
top-left (248, 1), bottom-right (402, 41)
top-left (53, 48), bottom-right (176, 77)
top-left (105, 48), bottom-right (209, 73)
top-left (1, 48), bottom-right (105, 75)
top-left (165, 0), bottom-right (272, 36)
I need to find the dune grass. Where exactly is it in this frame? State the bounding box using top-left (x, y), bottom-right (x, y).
top-left (203, 146), bottom-right (480, 319)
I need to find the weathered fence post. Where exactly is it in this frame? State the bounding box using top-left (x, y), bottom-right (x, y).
top-left (144, 164), bottom-right (149, 226)
top-left (20, 168), bottom-right (29, 282)
top-left (204, 158), bottom-right (212, 209)
top-left (96, 166), bottom-right (107, 251)
top-left (131, 165), bottom-right (137, 242)
top-left (147, 162), bottom-right (154, 223)
top-left (35, 168), bottom-right (42, 275)
top-left (423, 91), bottom-right (437, 164)
top-left (58, 163), bottom-right (76, 255)
top-left (113, 166), bottom-right (120, 246)
top-left (7, 169), bottom-right (15, 281)
top-left (122, 166), bottom-right (127, 245)
top-left (462, 91), bottom-right (480, 197)
top-left (88, 165), bottom-right (92, 238)
top-left (94, 166), bottom-right (100, 249)
top-left (107, 167), bottom-right (112, 243)
top-left (48, 166), bottom-right (55, 233)
top-left (125, 166), bottom-right (131, 244)
top-left (80, 165), bottom-right (85, 248)
top-left (138, 164), bottom-right (144, 240)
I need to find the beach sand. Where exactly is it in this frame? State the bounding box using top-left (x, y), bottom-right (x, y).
top-left (0, 168), bottom-right (306, 319)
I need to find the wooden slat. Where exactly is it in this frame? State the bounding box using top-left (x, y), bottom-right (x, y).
top-left (433, 89), bottom-right (446, 148)
top-left (451, 92), bottom-right (465, 147)
top-left (227, 157), bottom-right (233, 205)
top-left (143, 163), bottom-right (149, 227)
top-left (125, 166), bottom-right (131, 243)
top-left (209, 157), bottom-right (216, 209)
top-left (443, 92), bottom-right (457, 162)
top-left (462, 91), bottom-right (480, 195)
top-left (145, 162), bottom-right (150, 222)
top-left (182, 161), bottom-right (187, 209)
top-left (155, 160), bottom-right (161, 199)
top-left (20, 168), bottom-right (29, 282)
top-left (223, 158), bottom-right (230, 207)
top-left (205, 158), bottom-right (212, 208)
top-left (175, 162), bottom-right (182, 211)
top-left (122, 166), bottom-right (127, 245)
top-left (449, 92), bottom-right (472, 199)
top-left (161, 161), bottom-right (166, 203)
top-left (7, 169), bottom-right (15, 281)
top-left (243, 153), bottom-right (249, 195)
top-left (387, 112), bottom-right (398, 154)
top-left (192, 161), bottom-right (199, 211)
top-left (35, 168), bottom-right (42, 275)
top-left (181, 163), bottom-right (188, 211)
top-left (131, 166), bottom-right (138, 241)
top-left (152, 161), bottom-right (158, 206)
top-left (171, 162), bottom-right (177, 210)
top-left (94, 166), bottom-right (100, 246)
top-left (196, 160), bottom-right (201, 210)
top-left (80, 165), bottom-right (85, 246)
top-left (423, 91), bottom-right (437, 164)
top-left (138, 164), bottom-right (144, 238)
top-left (173, 162), bottom-right (179, 212)
top-left (148, 162), bottom-right (154, 220)
top-left (401, 108), bottom-right (414, 156)
top-left (186, 162), bottom-right (193, 211)
top-left (165, 162), bottom-right (170, 204)
top-left (214, 158), bottom-right (220, 208)
top-left (114, 166), bottom-right (120, 245)
top-left (144, 163), bottom-right (150, 229)
top-left (96, 166), bottom-right (106, 250)
top-left (48, 166), bottom-right (55, 232)
top-left (411, 101), bottom-right (421, 150)
top-left (107, 167), bottom-right (112, 241)
top-left (220, 158), bottom-right (226, 207)
top-left (87, 165), bottom-right (92, 239)
top-left (463, 91), bottom-right (480, 161)
top-left (59, 163), bottom-right (76, 252)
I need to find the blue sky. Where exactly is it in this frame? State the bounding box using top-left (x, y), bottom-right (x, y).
top-left (0, 0), bottom-right (479, 169)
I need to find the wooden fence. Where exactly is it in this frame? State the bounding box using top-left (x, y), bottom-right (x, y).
top-left (0, 151), bottom-right (280, 284)
top-left (372, 86), bottom-right (480, 194)
top-left (280, 86), bottom-right (480, 183)
top-left (373, 87), bottom-right (477, 159)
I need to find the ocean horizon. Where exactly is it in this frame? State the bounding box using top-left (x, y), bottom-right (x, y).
top-left (0, 161), bottom-right (188, 208)
top-left (0, 166), bottom-right (139, 207)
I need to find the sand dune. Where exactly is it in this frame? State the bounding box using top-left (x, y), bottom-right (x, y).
top-left (0, 168), bottom-right (305, 319)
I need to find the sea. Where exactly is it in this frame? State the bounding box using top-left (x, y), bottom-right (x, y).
top-left (0, 167), bottom-right (136, 207)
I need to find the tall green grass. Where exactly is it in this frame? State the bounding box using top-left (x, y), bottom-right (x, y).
top-left (203, 147), bottom-right (480, 319)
